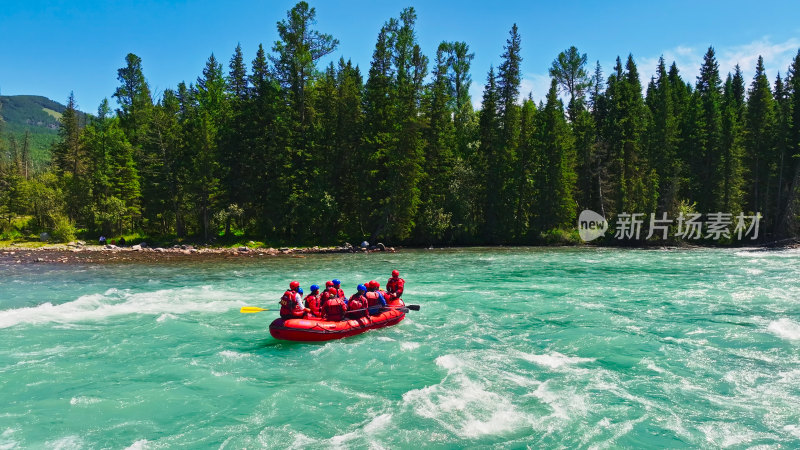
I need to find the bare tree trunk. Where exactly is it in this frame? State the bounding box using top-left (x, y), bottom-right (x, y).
top-left (777, 158), bottom-right (800, 238)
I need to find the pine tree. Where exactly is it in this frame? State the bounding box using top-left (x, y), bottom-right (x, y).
top-left (142, 89), bottom-right (185, 236)
top-left (416, 42), bottom-right (455, 244)
top-left (549, 50), bottom-right (595, 213)
top-left (572, 104), bottom-right (597, 212)
top-left (51, 92), bottom-right (82, 177)
top-left (83, 101), bottom-right (111, 230)
top-left (220, 44), bottom-right (251, 234)
top-left (444, 41), bottom-right (479, 243)
top-left (271, 1), bottom-right (338, 133)
top-left (589, 61), bottom-right (610, 216)
top-left (271, 2), bottom-right (338, 241)
top-left (385, 7), bottom-right (427, 241)
top-left (590, 61), bottom-right (604, 115)
top-left (549, 46), bottom-right (591, 122)
top-left (20, 131), bottom-right (31, 180)
top-left (668, 62), bottom-right (692, 200)
top-left (731, 65), bottom-right (746, 118)
top-left (744, 56), bottom-right (775, 227)
top-left (773, 73), bottom-right (791, 228)
top-left (478, 66), bottom-right (501, 242)
top-left (228, 43), bottom-right (249, 101)
top-left (310, 62), bottom-right (340, 241)
top-left (248, 44), bottom-right (287, 239)
top-left (333, 59), bottom-right (364, 240)
top-left (534, 79), bottom-right (576, 232)
top-left (362, 19), bottom-right (398, 240)
top-left (447, 41), bottom-right (475, 159)
top-left (497, 24), bottom-right (522, 131)
top-left (484, 23), bottom-right (522, 243)
top-left (0, 134), bottom-right (26, 220)
top-left (107, 120), bottom-right (140, 231)
top-left (83, 99), bottom-right (141, 233)
top-left (717, 73), bottom-right (745, 214)
top-left (186, 54), bottom-right (229, 241)
top-left (513, 94), bottom-right (538, 239)
top-left (51, 92), bottom-right (87, 221)
top-left (113, 53), bottom-right (153, 149)
top-left (645, 57), bottom-right (680, 213)
top-left (603, 55), bottom-right (655, 219)
top-left (779, 50), bottom-right (800, 235)
top-left (691, 47), bottom-right (723, 213)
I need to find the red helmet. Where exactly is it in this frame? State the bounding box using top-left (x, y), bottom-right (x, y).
top-left (325, 280), bottom-right (334, 288)
top-left (289, 281), bottom-right (300, 290)
top-left (327, 287), bottom-right (337, 295)
top-left (368, 280), bottom-right (376, 289)
top-left (392, 270), bottom-right (399, 277)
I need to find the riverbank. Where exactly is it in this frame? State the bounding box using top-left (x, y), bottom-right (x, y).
top-left (1, 238), bottom-right (797, 265)
top-left (0, 242), bottom-right (396, 264)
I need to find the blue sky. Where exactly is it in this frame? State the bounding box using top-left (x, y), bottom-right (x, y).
top-left (2, 0), bottom-right (800, 113)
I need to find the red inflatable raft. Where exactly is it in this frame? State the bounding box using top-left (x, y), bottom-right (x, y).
top-left (269, 299), bottom-right (406, 342)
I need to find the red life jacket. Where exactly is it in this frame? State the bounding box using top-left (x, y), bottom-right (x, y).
top-left (348, 294), bottom-right (366, 310)
top-left (321, 289), bottom-right (344, 306)
top-left (324, 297), bottom-right (347, 321)
top-left (304, 293), bottom-right (321, 317)
top-left (365, 291), bottom-right (383, 308)
top-left (319, 291), bottom-right (332, 309)
top-left (386, 277), bottom-right (405, 296)
top-left (280, 290), bottom-right (304, 318)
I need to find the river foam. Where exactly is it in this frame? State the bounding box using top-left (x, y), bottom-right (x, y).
top-left (519, 351), bottom-right (596, 369)
top-left (402, 353), bottom-right (533, 439)
top-left (0, 287), bottom-right (244, 329)
top-left (768, 318), bottom-right (800, 341)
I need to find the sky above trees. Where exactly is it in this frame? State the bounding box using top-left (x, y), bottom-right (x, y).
top-left (1, 0), bottom-right (800, 111)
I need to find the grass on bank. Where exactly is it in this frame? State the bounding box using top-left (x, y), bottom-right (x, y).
top-left (0, 215), bottom-right (277, 249)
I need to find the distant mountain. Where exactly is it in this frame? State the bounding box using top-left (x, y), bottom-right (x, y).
top-left (0, 95), bottom-right (89, 169)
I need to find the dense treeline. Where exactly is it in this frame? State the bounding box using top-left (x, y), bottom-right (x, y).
top-left (2, 2), bottom-right (800, 245)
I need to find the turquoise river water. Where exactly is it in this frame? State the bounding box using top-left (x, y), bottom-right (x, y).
top-left (1, 247), bottom-right (799, 448)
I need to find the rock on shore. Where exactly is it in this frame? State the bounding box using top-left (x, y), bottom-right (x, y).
top-left (0, 242), bottom-right (396, 264)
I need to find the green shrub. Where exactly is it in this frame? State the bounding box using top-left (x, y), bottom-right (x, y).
top-left (51, 215), bottom-right (77, 243)
top-left (540, 228), bottom-right (582, 245)
top-left (0, 227), bottom-right (23, 241)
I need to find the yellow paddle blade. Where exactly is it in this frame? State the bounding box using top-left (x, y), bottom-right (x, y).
top-left (240, 306), bottom-right (269, 313)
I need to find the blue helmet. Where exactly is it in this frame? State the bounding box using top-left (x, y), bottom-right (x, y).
top-left (310, 284), bottom-right (319, 292)
top-left (298, 288), bottom-right (304, 294)
top-left (332, 279), bottom-right (341, 286)
top-left (357, 284), bottom-right (366, 292)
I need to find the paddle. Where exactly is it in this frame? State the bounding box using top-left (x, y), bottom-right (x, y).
top-left (240, 304), bottom-right (420, 314)
top-left (240, 306), bottom-right (273, 313)
top-left (340, 304), bottom-right (419, 314)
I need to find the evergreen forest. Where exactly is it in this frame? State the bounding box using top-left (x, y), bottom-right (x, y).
top-left (2, 2), bottom-right (800, 246)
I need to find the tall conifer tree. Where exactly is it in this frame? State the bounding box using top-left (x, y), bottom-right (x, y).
top-left (744, 56), bottom-right (775, 224)
top-left (113, 53), bottom-right (153, 149)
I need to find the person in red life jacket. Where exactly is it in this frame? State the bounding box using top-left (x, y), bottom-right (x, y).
top-left (304, 284), bottom-right (322, 318)
top-left (364, 280), bottom-right (387, 314)
top-left (319, 280), bottom-right (335, 309)
top-left (386, 270), bottom-right (405, 300)
top-left (332, 279), bottom-right (346, 298)
top-left (322, 287), bottom-right (347, 321)
top-left (279, 281), bottom-right (305, 319)
top-left (346, 284), bottom-right (368, 319)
